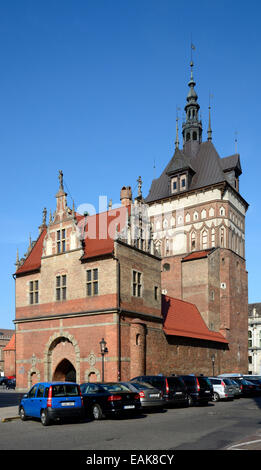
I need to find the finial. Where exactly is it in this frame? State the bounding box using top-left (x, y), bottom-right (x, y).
top-left (59, 170), bottom-right (64, 191)
top-left (235, 131), bottom-right (238, 153)
top-left (42, 207), bottom-right (47, 226)
top-left (49, 209), bottom-right (53, 224)
top-left (137, 176), bottom-right (143, 198)
top-left (108, 199), bottom-right (112, 210)
top-left (175, 107), bottom-right (180, 149)
top-left (16, 248), bottom-right (19, 266)
top-left (207, 93), bottom-right (213, 142)
top-left (29, 234), bottom-right (32, 251)
top-left (72, 200), bottom-right (75, 216)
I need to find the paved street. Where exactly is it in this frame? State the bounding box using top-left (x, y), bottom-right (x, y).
top-left (1, 390), bottom-right (261, 451)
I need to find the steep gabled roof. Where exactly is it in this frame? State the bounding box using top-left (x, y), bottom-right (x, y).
top-left (145, 141), bottom-right (242, 204)
top-left (3, 334), bottom-right (15, 351)
top-left (162, 295), bottom-right (228, 344)
top-left (16, 228), bottom-right (47, 276)
top-left (15, 206), bottom-right (131, 276)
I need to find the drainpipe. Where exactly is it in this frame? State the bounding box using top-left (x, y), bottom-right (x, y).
top-left (114, 252), bottom-right (121, 381)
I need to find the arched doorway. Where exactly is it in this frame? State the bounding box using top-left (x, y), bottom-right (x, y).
top-left (53, 359), bottom-right (76, 382)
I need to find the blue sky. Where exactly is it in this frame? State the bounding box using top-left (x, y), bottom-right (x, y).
top-left (0, 0), bottom-right (260, 329)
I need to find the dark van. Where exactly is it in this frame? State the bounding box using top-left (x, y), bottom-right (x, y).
top-left (179, 375), bottom-right (213, 406)
top-left (131, 375), bottom-right (189, 407)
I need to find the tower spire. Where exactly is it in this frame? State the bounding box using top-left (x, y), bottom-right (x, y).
top-left (207, 93), bottom-right (213, 142)
top-left (182, 54), bottom-right (202, 157)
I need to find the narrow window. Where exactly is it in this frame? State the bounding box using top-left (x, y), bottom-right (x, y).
top-left (29, 280), bottom-right (39, 305)
top-left (133, 270), bottom-right (142, 297)
top-left (154, 286), bottom-right (158, 300)
top-left (86, 268), bottom-right (99, 296)
top-left (57, 229), bottom-right (66, 253)
top-left (56, 275), bottom-right (67, 301)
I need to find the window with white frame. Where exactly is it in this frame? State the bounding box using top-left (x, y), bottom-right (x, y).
top-left (202, 230), bottom-right (208, 249)
top-left (171, 177), bottom-right (178, 194)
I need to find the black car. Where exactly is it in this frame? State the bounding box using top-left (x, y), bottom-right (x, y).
top-left (0, 376), bottom-right (9, 386)
top-left (178, 375), bottom-right (213, 406)
top-left (230, 378), bottom-right (260, 397)
top-left (130, 375), bottom-right (189, 407)
top-left (80, 382), bottom-right (141, 420)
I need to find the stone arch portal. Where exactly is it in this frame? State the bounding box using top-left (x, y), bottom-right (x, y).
top-left (44, 331), bottom-right (80, 383)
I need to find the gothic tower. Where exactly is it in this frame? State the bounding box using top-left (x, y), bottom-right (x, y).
top-left (145, 60), bottom-right (249, 373)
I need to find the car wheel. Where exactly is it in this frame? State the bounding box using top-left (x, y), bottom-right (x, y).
top-left (40, 409), bottom-right (51, 426)
top-left (19, 406), bottom-right (27, 421)
top-left (92, 404), bottom-right (103, 420)
top-left (212, 392), bottom-right (220, 402)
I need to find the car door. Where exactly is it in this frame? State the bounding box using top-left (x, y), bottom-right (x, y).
top-left (31, 383), bottom-right (45, 417)
top-left (24, 384), bottom-right (38, 416)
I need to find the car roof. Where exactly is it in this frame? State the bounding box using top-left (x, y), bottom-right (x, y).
top-left (32, 381), bottom-right (78, 386)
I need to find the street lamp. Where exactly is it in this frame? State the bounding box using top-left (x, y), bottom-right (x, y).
top-left (99, 338), bottom-right (108, 382)
top-left (211, 354), bottom-right (215, 376)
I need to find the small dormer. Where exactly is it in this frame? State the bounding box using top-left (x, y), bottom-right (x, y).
top-left (166, 148), bottom-right (195, 196)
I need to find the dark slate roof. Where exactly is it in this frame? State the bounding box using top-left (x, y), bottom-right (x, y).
top-left (220, 154), bottom-right (242, 175)
top-left (145, 141), bottom-right (242, 204)
top-left (166, 148), bottom-right (195, 175)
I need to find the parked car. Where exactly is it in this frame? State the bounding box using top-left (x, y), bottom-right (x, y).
top-left (121, 381), bottom-right (164, 410)
top-left (19, 382), bottom-right (84, 426)
top-left (130, 375), bottom-right (189, 407)
top-left (208, 377), bottom-right (234, 402)
top-left (80, 382), bottom-right (141, 420)
top-left (0, 376), bottom-right (8, 386)
top-left (6, 378), bottom-right (16, 389)
top-left (226, 377), bottom-right (260, 397)
top-left (229, 379), bottom-right (242, 398)
top-left (243, 376), bottom-right (261, 393)
top-left (179, 375), bottom-right (213, 406)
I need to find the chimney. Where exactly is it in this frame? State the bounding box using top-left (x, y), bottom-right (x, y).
top-left (120, 186), bottom-right (132, 207)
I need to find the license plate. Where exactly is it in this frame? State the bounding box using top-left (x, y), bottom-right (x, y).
top-left (175, 392), bottom-right (182, 395)
top-left (61, 402), bottom-right (75, 406)
top-left (149, 394), bottom-right (159, 398)
top-left (124, 405), bottom-right (135, 409)
top-left (205, 391), bottom-right (210, 394)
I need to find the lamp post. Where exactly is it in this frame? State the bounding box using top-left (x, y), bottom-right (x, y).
top-left (211, 354), bottom-right (215, 377)
top-left (99, 338), bottom-right (108, 382)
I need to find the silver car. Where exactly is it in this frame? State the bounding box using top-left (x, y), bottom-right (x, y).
top-left (121, 381), bottom-right (164, 409)
top-left (208, 377), bottom-right (234, 401)
top-left (224, 378), bottom-right (241, 398)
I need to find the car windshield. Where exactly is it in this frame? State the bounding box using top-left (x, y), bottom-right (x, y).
top-left (167, 377), bottom-right (185, 391)
top-left (198, 377), bottom-right (212, 389)
top-left (51, 384), bottom-right (80, 397)
top-left (101, 384), bottom-right (130, 392)
top-left (131, 382), bottom-right (153, 390)
top-left (223, 378), bottom-right (233, 385)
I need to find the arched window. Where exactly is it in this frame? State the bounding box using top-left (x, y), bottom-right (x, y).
top-left (202, 230), bottom-right (208, 249)
top-left (163, 263), bottom-right (170, 272)
top-left (191, 232), bottom-right (196, 251)
top-left (193, 131), bottom-right (197, 141)
top-left (186, 132), bottom-right (190, 142)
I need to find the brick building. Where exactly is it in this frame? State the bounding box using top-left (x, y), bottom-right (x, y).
top-left (248, 303), bottom-right (261, 375)
top-left (0, 329), bottom-right (14, 375)
top-left (13, 61), bottom-right (249, 391)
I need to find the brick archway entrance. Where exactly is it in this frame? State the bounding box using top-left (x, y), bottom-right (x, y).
top-left (44, 332), bottom-right (80, 383)
top-left (53, 359), bottom-right (76, 382)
